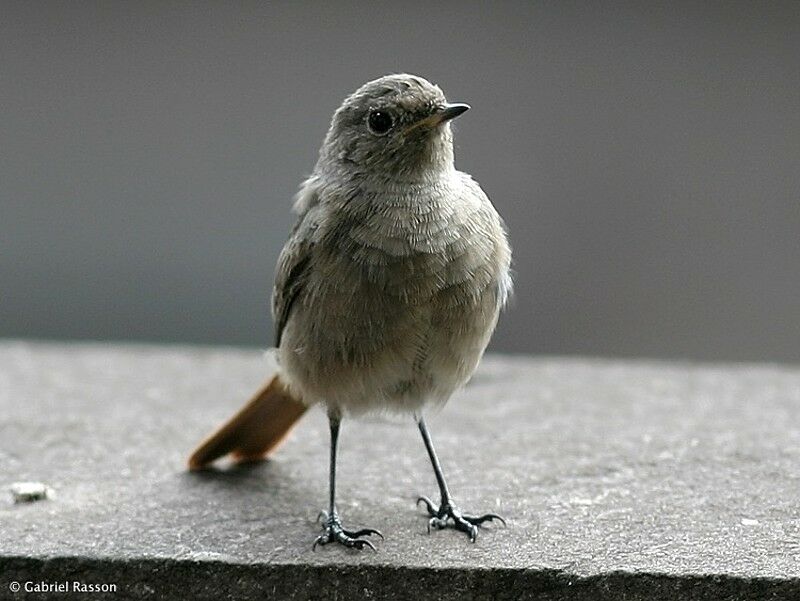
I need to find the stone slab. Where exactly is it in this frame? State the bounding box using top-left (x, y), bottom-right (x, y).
top-left (1, 341), bottom-right (799, 599)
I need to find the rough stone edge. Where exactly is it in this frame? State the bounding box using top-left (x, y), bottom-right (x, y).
top-left (1, 557), bottom-right (797, 601)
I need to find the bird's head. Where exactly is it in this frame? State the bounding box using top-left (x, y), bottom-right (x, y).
top-left (318, 74), bottom-right (469, 180)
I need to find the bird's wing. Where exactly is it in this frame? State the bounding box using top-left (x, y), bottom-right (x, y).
top-left (272, 235), bottom-right (312, 347)
top-left (272, 179), bottom-right (321, 347)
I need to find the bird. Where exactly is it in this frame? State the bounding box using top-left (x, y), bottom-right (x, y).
top-left (188, 74), bottom-right (512, 551)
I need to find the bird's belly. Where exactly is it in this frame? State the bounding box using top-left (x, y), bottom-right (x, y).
top-left (278, 253), bottom-right (500, 415)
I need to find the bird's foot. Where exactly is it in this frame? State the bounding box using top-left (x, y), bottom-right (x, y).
top-left (416, 495), bottom-right (505, 542)
top-left (312, 510), bottom-right (383, 551)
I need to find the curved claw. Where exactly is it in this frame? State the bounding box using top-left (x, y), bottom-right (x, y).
top-left (312, 535), bottom-right (327, 552)
top-left (455, 521), bottom-right (478, 542)
top-left (316, 510), bottom-right (328, 524)
top-left (343, 528), bottom-right (384, 540)
top-left (352, 539), bottom-right (377, 552)
top-left (416, 496), bottom-right (437, 516)
top-left (463, 512), bottom-right (507, 527)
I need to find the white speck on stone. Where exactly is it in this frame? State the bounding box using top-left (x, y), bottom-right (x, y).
top-left (741, 518), bottom-right (759, 526)
top-left (10, 482), bottom-right (54, 503)
top-left (570, 489), bottom-right (613, 506)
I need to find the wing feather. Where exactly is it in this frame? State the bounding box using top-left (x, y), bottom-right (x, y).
top-left (272, 178), bottom-right (321, 347)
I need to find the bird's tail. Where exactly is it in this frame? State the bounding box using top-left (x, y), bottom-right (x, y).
top-left (188, 374), bottom-right (307, 470)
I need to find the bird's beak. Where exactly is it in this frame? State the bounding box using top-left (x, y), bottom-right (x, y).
top-left (436, 103), bottom-right (470, 124)
top-left (405, 103), bottom-right (471, 133)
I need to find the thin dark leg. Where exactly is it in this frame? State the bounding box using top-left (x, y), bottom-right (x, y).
top-left (312, 410), bottom-right (383, 551)
top-left (327, 413), bottom-right (339, 519)
top-left (416, 416), bottom-right (506, 542)
top-left (418, 416), bottom-right (452, 502)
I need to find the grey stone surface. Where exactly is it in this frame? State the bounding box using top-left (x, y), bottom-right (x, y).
top-left (1, 340), bottom-right (799, 600)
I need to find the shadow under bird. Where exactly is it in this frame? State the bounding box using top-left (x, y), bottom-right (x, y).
top-left (189, 74), bottom-right (513, 551)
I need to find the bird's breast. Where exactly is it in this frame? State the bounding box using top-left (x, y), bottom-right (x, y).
top-left (279, 175), bottom-right (509, 413)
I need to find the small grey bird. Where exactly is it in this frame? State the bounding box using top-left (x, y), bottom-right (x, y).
top-left (189, 74), bottom-right (512, 551)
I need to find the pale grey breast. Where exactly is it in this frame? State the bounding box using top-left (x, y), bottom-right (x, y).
top-left (275, 171), bottom-right (511, 412)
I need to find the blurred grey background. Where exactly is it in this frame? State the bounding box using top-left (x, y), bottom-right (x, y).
top-left (1, 1), bottom-right (799, 362)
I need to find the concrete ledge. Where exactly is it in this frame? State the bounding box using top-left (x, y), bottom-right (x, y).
top-left (1, 341), bottom-right (799, 600)
top-left (2, 557), bottom-right (796, 601)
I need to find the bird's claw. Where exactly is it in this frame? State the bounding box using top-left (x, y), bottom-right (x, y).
top-left (417, 496), bottom-right (505, 542)
top-left (416, 496), bottom-right (437, 515)
top-left (462, 512), bottom-right (506, 527)
top-left (343, 527), bottom-right (384, 540)
top-left (312, 511), bottom-right (383, 551)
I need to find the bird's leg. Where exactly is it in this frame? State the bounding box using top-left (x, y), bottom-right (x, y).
top-left (416, 416), bottom-right (505, 542)
top-left (313, 410), bottom-right (383, 551)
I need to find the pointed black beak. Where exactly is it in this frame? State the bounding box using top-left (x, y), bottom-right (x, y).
top-left (438, 103), bottom-right (470, 123)
top-left (404, 102), bottom-right (471, 134)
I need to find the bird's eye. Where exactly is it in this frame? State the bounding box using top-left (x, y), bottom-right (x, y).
top-left (367, 110), bottom-right (393, 135)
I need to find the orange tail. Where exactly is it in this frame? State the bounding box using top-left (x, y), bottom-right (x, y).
top-left (188, 374), bottom-right (307, 470)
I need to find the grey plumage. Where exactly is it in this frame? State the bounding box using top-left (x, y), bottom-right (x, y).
top-left (273, 74), bottom-right (512, 416)
top-left (189, 74), bottom-right (513, 548)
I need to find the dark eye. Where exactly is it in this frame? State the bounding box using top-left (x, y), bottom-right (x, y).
top-left (367, 110), bottom-right (393, 135)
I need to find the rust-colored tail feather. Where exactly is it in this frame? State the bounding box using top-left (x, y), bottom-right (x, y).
top-left (188, 374), bottom-right (307, 470)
